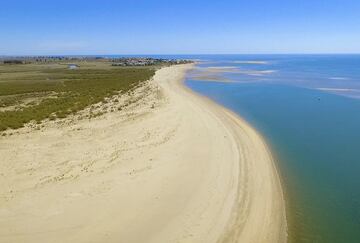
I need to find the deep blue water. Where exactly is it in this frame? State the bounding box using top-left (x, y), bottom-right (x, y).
top-left (181, 55), bottom-right (360, 243)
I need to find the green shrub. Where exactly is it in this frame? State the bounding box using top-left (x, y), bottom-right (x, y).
top-left (0, 67), bottom-right (155, 131)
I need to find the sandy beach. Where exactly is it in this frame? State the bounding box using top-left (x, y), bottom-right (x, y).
top-left (0, 64), bottom-right (287, 242)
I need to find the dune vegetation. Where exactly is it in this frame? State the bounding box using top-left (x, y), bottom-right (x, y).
top-left (0, 63), bottom-right (155, 131)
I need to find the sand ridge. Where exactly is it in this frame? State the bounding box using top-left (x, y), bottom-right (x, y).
top-left (0, 64), bottom-right (287, 242)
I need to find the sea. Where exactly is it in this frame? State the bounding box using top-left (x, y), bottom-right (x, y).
top-left (182, 54), bottom-right (360, 243)
top-left (114, 54), bottom-right (360, 242)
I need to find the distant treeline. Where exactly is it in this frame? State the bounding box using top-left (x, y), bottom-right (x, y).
top-left (0, 56), bottom-right (193, 66)
top-left (0, 56), bottom-right (106, 64)
top-left (3, 60), bottom-right (25, 64)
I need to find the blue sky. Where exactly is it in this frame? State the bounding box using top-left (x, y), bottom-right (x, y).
top-left (1, 0), bottom-right (359, 55)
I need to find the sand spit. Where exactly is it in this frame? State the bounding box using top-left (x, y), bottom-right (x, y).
top-left (0, 64), bottom-right (286, 243)
top-left (233, 61), bottom-right (269, 65)
top-left (199, 66), bottom-right (277, 76)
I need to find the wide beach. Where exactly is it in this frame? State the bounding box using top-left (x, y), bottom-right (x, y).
top-left (0, 64), bottom-right (287, 242)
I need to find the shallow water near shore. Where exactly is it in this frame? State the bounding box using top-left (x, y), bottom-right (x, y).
top-left (182, 55), bottom-right (360, 243)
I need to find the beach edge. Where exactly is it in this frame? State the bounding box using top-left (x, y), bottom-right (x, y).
top-left (176, 64), bottom-right (288, 242)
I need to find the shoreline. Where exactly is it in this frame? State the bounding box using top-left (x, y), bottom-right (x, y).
top-left (0, 64), bottom-right (287, 242)
top-left (179, 64), bottom-right (288, 242)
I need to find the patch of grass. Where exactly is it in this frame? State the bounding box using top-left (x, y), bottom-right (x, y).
top-left (0, 64), bottom-right (155, 131)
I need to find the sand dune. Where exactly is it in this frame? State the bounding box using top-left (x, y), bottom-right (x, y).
top-left (0, 64), bottom-right (287, 242)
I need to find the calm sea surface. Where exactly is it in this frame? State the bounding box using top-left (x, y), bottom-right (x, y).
top-left (113, 54), bottom-right (360, 242)
top-left (180, 55), bottom-right (360, 243)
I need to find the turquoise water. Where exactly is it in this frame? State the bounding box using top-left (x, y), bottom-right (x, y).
top-left (182, 55), bottom-right (360, 243)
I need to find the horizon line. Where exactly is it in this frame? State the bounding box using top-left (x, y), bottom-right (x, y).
top-left (1, 53), bottom-right (360, 57)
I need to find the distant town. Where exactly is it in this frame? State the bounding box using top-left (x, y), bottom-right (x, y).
top-left (110, 57), bottom-right (192, 66)
top-left (0, 56), bottom-right (193, 67)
